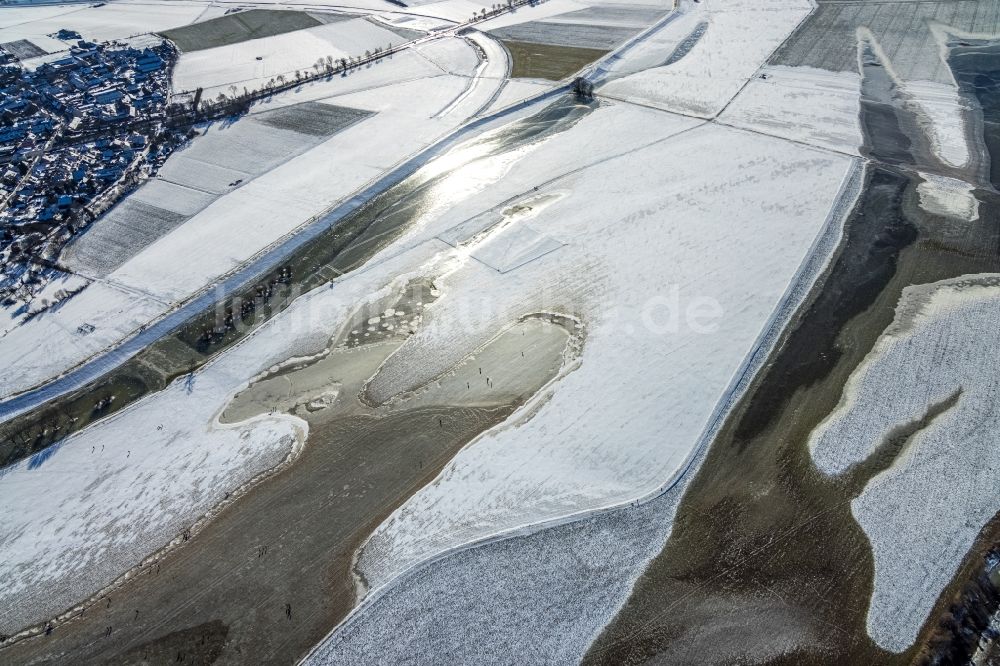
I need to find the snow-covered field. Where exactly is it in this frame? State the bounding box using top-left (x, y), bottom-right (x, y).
top-left (111, 39), bottom-right (503, 306)
top-left (307, 486), bottom-right (680, 665)
top-left (171, 18), bottom-right (409, 96)
top-left (62, 104), bottom-right (372, 277)
top-left (809, 274), bottom-right (1000, 653)
top-left (308, 139), bottom-right (852, 661)
top-left (0, 281), bottom-right (167, 400)
top-left (0, 365), bottom-right (303, 634)
top-left (599, 0), bottom-right (812, 118)
top-left (485, 78), bottom-right (553, 113)
top-left (719, 65), bottom-right (862, 156)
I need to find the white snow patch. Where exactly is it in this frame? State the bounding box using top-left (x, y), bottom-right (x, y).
top-left (916, 173), bottom-right (979, 221)
top-left (721, 65), bottom-right (862, 155)
top-left (172, 19), bottom-right (406, 96)
top-left (600, 0), bottom-right (812, 118)
top-left (808, 274), bottom-right (1000, 652)
top-left (904, 79), bottom-right (972, 169)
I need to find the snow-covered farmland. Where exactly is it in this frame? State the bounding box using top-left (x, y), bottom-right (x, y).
top-left (171, 18), bottom-right (411, 97)
top-left (0, 406), bottom-right (297, 634)
top-left (0, 281), bottom-right (167, 400)
top-left (719, 65), bottom-right (863, 156)
top-left (599, 0), bottom-right (813, 118)
top-left (809, 274), bottom-right (1000, 653)
top-left (489, 21), bottom-right (638, 50)
top-left (307, 488), bottom-right (681, 665)
top-left (111, 40), bottom-right (504, 306)
top-left (62, 103), bottom-right (372, 278)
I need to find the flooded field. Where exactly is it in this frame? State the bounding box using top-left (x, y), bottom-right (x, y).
top-left (0, 97), bottom-right (596, 470)
top-left (10, 0), bottom-right (1000, 660)
top-left (581, 28), bottom-right (1000, 666)
top-left (1, 277), bottom-right (579, 664)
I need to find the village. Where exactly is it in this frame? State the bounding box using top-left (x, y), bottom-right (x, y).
top-left (0, 34), bottom-right (185, 306)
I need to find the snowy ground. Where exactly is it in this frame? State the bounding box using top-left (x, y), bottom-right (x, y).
top-left (0, 369), bottom-right (301, 634)
top-left (488, 21), bottom-right (639, 50)
top-left (719, 65), bottom-right (862, 156)
top-left (485, 78), bottom-right (553, 113)
top-left (0, 281), bottom-right (168, 401)
top-left (307, 486), bottom-right (681, 665)
top-left (110, 39), bottom-right (503, 306)
top-left (0, 34), bottom-right (506, 400)
top-left (598, 0), bottom-right (813, 118)
top-left (902, 78), bottom-right (974, 170)
top-left (0, 0), bottom-right (905, 658)
top-left (809, 274), bottom-right (1000, 653)
top-left (63, 103), bottom-right (372, 278)
top-left (171, 17), bottom-right (410, 97)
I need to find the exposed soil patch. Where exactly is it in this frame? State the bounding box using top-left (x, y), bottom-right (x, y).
top-left (501, 40), bottom-right (608, 81)
top-left (160, 10), bottom-right (322, 53)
